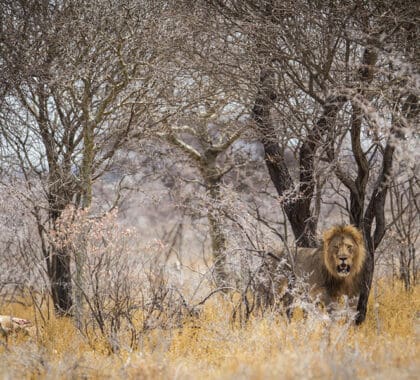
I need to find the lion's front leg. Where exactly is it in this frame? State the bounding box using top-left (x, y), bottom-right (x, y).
top-left (310, 286), bottom-right (331, 307)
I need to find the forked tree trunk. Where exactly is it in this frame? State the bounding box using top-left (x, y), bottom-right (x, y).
top-left (252, 68), bottom-right (346, 247)
top-left (356, 96), bottom-right (418, 324)
top-left (36, 87), bottom-right (75, 316)
top-left (252, 44), bottom-right (417, 325)
top-left (165, 127), bottom-right (239, 289)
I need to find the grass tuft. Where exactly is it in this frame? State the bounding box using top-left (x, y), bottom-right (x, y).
top-left (0, 279), bottom-right (419, 379)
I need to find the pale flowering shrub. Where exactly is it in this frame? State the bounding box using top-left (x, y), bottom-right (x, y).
top-left (0, 187), bottom-right (50, 307)
top-left (52, 206), bottom-right (193, 352)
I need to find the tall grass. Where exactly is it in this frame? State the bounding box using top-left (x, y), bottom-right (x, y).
top-left (1, 280), bottom-right (418, 379)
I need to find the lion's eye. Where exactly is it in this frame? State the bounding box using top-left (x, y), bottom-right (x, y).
top-left (347, 245), bottom-right (353, 250)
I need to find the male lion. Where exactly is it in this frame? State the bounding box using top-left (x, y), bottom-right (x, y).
top-left (275, 225), bottom-right (366, 314)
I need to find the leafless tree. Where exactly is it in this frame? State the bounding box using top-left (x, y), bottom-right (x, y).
top-left (1, 0), bottom-right (418, 328)
top-left (201, 0), bottom-right (419, 323)
top-left (139, 6), bottom-right (251, 287)
top-left (0, 0), bottom-right (170, 315)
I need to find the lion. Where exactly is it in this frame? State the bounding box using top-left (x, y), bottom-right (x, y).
top-left (273, 225), bottom-right (366, 315)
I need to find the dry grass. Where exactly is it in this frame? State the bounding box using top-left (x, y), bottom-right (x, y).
top-left (1, 280), bottom-right (419, 379)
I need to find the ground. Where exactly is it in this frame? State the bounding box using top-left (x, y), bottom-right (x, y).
top-left (0, 280), bottom-right (419, 379)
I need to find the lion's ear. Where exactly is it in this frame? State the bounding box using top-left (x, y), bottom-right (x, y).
top-left (322, 227), bottom-right (336, 247)
top-left (343, 225), bottom-right (364, 246)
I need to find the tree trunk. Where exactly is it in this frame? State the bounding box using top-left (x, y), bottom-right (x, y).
top-left (48, 238), bottom-right (73, 316)
top-left (253, 69), bottom-right (346, 247)
top-left (207, 202), bottom-right (228, 287)
top-left (357, 94), bottom-right (418, 324)
top-left (74, 120), bottom-right (95, 325)
top-left (399, 248), bottom-right (411, 291)
top-left (45, 165), bottom-right (76, 315)
top-left (50, 246), bottom-right (73, 315)
top-left (201, 149), bottom-right (228, 288)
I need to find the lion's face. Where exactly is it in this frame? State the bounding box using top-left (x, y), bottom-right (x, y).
top-left (323, 225), bottom-right (366, 280)
top-left (327, 234), bottom-right (357, 277)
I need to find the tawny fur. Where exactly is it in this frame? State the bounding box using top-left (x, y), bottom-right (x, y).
top-left (0, 315), bottom-right (32, 339)
top-left (279, 225), bottom-right (366, 308)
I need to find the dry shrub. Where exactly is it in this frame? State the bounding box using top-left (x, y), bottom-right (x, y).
top-left (52, 207), bottom-right (195, 352)
top-left (0, 279), bottom-right (419, 379)
top-left (0, 190), bottom-right (50, 307)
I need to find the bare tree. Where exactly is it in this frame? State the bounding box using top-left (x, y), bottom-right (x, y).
top-left (142, 7), bottom-right (250, 287)
top-left (1, 0), bottom-right (418, 327)
top-left (0, 0), bottom-right (168, 314)
top-left (202, 0), bottom-right (419, 323)
top-left (161, 116), bottom-right (244, 287)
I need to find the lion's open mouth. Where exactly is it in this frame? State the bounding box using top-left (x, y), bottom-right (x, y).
top-left (337, 264), bottom-right (351, 277)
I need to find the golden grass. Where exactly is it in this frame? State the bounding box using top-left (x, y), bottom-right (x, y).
top-left (1, 279), bottom-right (419, 379)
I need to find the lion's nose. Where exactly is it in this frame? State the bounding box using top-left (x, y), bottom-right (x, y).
top-left (339, 257), bottom-right (347, 263)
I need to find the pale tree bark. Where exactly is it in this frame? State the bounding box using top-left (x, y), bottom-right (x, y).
top-left (164, 123), bottom-right (242, 288)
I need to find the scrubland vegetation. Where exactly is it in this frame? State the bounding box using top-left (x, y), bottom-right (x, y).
top-left (1, 280), bottom-right (419, 379)
top-left (1, 1), bottom-right (419, 378)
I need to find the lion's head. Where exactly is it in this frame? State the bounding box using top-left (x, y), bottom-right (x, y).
top-left (322, 225), bottom-right (366, 280)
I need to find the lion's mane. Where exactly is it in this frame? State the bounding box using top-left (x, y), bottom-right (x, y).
top-left (280, 225), bottom-right (366, 307)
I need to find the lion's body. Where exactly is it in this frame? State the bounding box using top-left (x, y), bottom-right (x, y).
top-left (288, 246), bottom-right (363, 306)
top-left (278, 225), bottom-right (366, 310)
